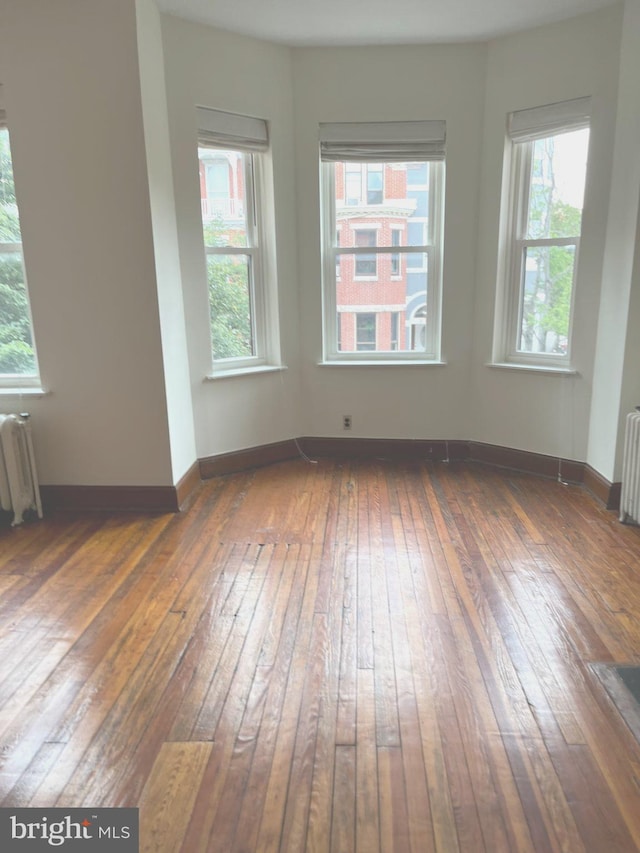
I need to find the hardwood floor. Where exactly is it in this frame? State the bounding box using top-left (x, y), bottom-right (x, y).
top-left (2, 458), bottom-right (640, 851)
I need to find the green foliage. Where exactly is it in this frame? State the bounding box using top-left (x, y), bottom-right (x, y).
top-left (520, 139), bottom-right (582, 354)
top-left (0, 131), bottom-right (36, 374)
top-left (204, 213), bottom-right (253, 361)
top-left (208, 256), bottom-right (253, 360)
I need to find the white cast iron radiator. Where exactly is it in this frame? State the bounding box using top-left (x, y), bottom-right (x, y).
top-left (0, 413), bottom-right (43, 526)
top-left (620, 410), bottom-right (640, 525)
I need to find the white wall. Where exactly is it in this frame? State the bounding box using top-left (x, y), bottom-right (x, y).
top-left (470, 5), bottom-right (622, 462)
top-left (161, 16), bottom-right (302, 459)
top-left (0, 0), bottom-right (175, 486)
top-left (588, 0), bottom-right (640, 481)
top-left (0, 0), bottom-right (632, 488)
top-left (135, 0), bottom-right (197, 483)
top-left (292, 43), bottom-right (487, 439)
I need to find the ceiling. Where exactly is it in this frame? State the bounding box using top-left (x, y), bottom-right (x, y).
top-left (156, 0), bottom-right (617, 47)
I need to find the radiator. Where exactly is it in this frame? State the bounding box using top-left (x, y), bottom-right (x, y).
top-left (0, 413), bottom-right (43, 526)
top-left (620, 411), bottom-right (640, 525)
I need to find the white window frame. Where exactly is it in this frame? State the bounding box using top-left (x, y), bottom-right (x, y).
top-left (319, 120), bottom-right (446, 364)
top-left (0, 101), bottom-right (40, 389)
top-left (197, 107), bottom-right (280, 376)
top-left (494, 97), bottom-right (591, 370)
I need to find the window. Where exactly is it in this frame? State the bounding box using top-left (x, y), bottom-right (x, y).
top-left (367, 164), bottom-right (383, 204)
top-left (495, 97), bottom-right (591, 368)
top-left (343, 163), bottom-right (384, 206)
top-left (320, 120), bottom-right (445, 362)
top-left (391, 229), bottom-right (401, 276)
top-left (0, 107), bottom-right (39, 384)
top-left (354, 229), bottom-right (377, 278)
top-left (390, 311), bottom-right (400, 350)
top-left (356, 313), bottom-right (376, 351)
top-left (197, 107), bottom-right (279, 372)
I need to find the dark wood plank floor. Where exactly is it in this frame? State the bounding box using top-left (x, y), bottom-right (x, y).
top-left (2, 458), bottom-right (640, 851)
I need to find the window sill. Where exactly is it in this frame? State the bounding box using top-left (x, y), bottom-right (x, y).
top-left (319, 359), bottom-right (447, 367)
top-left (0, 385), bottom-right (48, 397)
top-left (205, 364), bottom-right (287, 381)
top-left (486, 362), bottom-right (579, 376)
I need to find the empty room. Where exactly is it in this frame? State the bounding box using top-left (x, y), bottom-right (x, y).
top-left (1, 0), bottom-right (640, 849)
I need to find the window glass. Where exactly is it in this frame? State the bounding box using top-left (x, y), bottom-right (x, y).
top-left (198, 147), bottom-right (256, 362)
top-left (514, 127), bottom-right (589, 360)
top-left (323, 160), bottom-right (442, 359)
top-left (0, 125), bottom-right (38, 378)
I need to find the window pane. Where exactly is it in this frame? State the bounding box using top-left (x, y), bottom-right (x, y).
top-left (335, 253), bottom-right (428, 353)
top-left (409, 305), bottom-right (428, 352)
top-left (0, 128), bottom-right (37, 376)
top-left (199, 148), bottom-right (248, 248)
top-left (345, 163), bottom-right (362, 206)
top-left (405, 220), bottom-right (427, 248)
top-left (207, 254), bottom-right (254, 360)
top-left (0, 251), bottom-right (36, 375)
top-left (354, 229), bottom-right (377, 277)
top-left (334, 162), bottom-right (427, 237)
top-left (525, 128), bottom-right (589, 240)
top-left (326, 153), bottom-right (442, 361)
top-left (407, 162), bottom-right (428, 185)
top-left (367, 164), bottom-right (383, 204)
top-left (518, 244), bottom-right (575, 355)
top-left (337, 251), bottom-right (427, 289)
top-left (356, 313), bottom-right (376, 350)
top-left (391, 230), bottom-right (401, 276)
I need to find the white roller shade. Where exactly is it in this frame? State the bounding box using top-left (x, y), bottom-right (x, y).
top-left (508, 97), bottom-right (591, 143)
top-left (197, 106), bottom-right (269, 152)
top-left (319, 120), bottom-right (446, 162)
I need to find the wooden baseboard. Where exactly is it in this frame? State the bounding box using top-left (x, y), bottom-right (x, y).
top-left (468, 441), bottom-right (584, 484)
top-left (583, 464), bottom-right (621, 510)
top-left (40, 484), bottom-right (180, 514)
top-left (298, 436), bottom-right (585, 483)
top-left (199, 439), bottom-right (300, 478)
top-left (297, 436), bottom-right (469, 462)
top-left (201, 436), bottom-right (586, 484)
top-left (176, 460), bottom-right (202, 509)
top-left (39, 440), bottom-right (621, 515)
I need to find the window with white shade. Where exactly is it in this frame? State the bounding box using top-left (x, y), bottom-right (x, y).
top-left (0, 103), bottom-right (39, 385)
top-left (494, 97), bottom-right (591, 368)
top-left (197, 106), bottom-right (280, 373)
top-left (320, 120), bottom-right (445, 362)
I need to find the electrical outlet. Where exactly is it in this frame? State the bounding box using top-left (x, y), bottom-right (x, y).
top-left (343, 415), bottom-right (352, 430)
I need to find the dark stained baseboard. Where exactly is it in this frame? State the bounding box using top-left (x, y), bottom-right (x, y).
top-left (199, 439), bottom-right (300, 478)
top-left (39, 438), bottom-right (622, 514)
top-left (583, 464), bottom-right (621, 510)
top-left (298, 436), bottom-right (469, 462)
top-left (41, 460), bottom-right (205, 515)
top-left (468, 441), bottom-right (585, 484)
top-left (299, 436), bottom-right (586, 483)
top-left (199, 435), bottom-right (621, 510)
top-left (40, 484), bottom-right (181, 514)
top-left (176, 460), bottom-right (202, 510)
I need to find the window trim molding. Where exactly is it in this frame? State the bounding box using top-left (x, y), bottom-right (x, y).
top-left (320, 157), bottom-right (444, 364)
top-left (493, 105), bottom-right (590, 370)
top-left (197, 119), bottom-right (281, 377)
